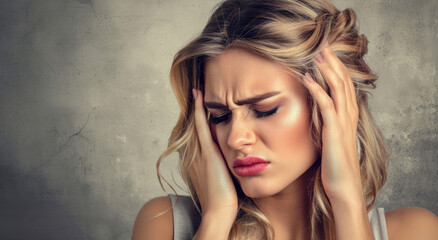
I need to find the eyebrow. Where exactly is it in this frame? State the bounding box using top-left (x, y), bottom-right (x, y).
top-left (204, 91), bottom-right (281, 109)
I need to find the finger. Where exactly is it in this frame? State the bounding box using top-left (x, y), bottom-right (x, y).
top-left (321, 46), bottom-right (357, 120)
top-left (303, 73), bottom-right (339, 128)
top-left (314, 50), bottom-right (348, 119)
top-left (321, 46), bottom-right (353, 105)
top-left (193, 89), bottom-right (215, 150)
top-left (346, 69), bottom-right (359, 124)
top-left (305, 72), bottom-right (359, 170)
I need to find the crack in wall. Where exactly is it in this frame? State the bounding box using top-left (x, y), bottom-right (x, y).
top-left (24, 107), bottom-right (96, 176)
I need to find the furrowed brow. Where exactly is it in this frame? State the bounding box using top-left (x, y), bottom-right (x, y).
top-left (204, 101), bottom-right (227, 109)
top-left (235, 91), bottom-right (281, 105)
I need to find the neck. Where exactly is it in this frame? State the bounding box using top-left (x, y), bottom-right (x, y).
top-left (253, 163), bottom-right (318, 240)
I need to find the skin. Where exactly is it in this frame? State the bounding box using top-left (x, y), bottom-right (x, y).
top-left (203, 48), bottom-right (317, 200)
top-left (132, 46), bottom-right (438, 240)
top-left (202, 48), bottom-right (318, 239)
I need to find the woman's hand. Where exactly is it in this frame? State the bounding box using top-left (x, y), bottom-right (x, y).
top-left (190, 89), bottom-right (238, 239)
top-left (304, 45), bottom-right (362, 203)
top-left (304, 45), bottom-right (373, 239)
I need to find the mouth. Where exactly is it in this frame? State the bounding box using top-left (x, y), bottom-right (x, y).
top-left (233, 156), bottom-right (270, 177)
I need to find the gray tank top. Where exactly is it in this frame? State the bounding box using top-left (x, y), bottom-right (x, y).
top-left (168, 194), bottom-right (388, 240)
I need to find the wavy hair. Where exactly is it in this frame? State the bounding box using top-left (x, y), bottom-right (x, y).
top-left (156, 0), bottom-right (389, 239)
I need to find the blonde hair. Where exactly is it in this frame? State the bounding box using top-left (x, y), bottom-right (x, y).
top-left (156, 0), bottom-right (389, 239)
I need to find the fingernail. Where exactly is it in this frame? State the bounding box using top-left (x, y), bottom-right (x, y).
top-left (315, 53), bottom-right (324, 64)
top-left (304, 73), bottom-right (314, 83)
top-left (192, 89), bottom-right (198, 100)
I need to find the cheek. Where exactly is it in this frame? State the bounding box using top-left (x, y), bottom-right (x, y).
top-left (264, 104), bottom-right (313, 154)
top-left (212, 125), bottom-right (232, 164)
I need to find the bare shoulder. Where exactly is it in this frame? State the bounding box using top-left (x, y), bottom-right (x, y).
top-left (131, 196), bottom-right (173, 240)
top-left (385, 206), bottom-right (438, 240)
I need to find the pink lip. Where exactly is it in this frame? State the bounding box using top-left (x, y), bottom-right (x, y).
top-left (233, 156), bottom-right (270, 177)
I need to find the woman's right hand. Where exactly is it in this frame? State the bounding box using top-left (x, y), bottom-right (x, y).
top-left (191, 89), bottom-right (238, 219)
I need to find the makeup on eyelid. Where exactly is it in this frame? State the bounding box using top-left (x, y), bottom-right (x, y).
top-left (208, 104), bottom-right (280, 124)
top-left (206, 96), bottom-right (283, 115)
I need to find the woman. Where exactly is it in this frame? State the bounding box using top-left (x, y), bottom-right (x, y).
top-left (132, 0), bottom-right (438, 239)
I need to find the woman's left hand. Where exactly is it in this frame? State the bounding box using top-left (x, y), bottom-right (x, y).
top-left (304, 45), bottom-right (363, 204)
top-left (304, 45), bottom-right (373, 239)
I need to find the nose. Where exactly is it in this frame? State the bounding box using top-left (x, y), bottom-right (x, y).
top-left (226, 113), bottom-right (256, 151)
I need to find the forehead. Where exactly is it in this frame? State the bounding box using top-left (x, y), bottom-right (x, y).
top-left (204, 48), bottom-right (303, 102)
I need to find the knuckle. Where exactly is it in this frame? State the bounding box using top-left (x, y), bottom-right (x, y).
top-left (325, 69), bottom-right (337, 81)
top-left (314, 87), bottom-right (326, 97)
top-left (342, 73), bottom-right (350, 82)
top-left (342, 68), bottom-right (351, 79)
top-left (321, 98), bottom-right (335, 110)
top-left (332, 78), bottom-right (345, 91)
top-left (312, 85), bottom-right (335, 112)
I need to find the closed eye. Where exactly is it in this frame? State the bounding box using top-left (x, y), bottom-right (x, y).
top-left (209, 106), bottom-right (279, 125)
top-left (254, 106), bottom-right (279, 118)
top-left (209, 113), bottom-right (231, 124)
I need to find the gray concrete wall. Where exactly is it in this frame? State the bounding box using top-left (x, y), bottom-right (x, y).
top-left (0, 0), bottom-right (436, 239)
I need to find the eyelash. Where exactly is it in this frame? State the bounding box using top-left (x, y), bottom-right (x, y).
top-left (209, 106), bottom-right (279, 125)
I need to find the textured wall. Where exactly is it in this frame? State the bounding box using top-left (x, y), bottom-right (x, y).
top-left (0, 0), bottom-right (436, 239)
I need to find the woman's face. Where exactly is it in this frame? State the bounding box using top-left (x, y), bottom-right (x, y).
top-left (204, 48), bottom-right (318, 198)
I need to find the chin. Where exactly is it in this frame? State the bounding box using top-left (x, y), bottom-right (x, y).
top-left (238, 177), bottom-right (290, 199)
top-left (242, 190), bottom-right (272, 199)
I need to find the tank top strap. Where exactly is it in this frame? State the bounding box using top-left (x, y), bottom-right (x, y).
top-left (168, 194), bottom-right (201, 240)
top-left (368, 207), bottom-right (389, 240)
